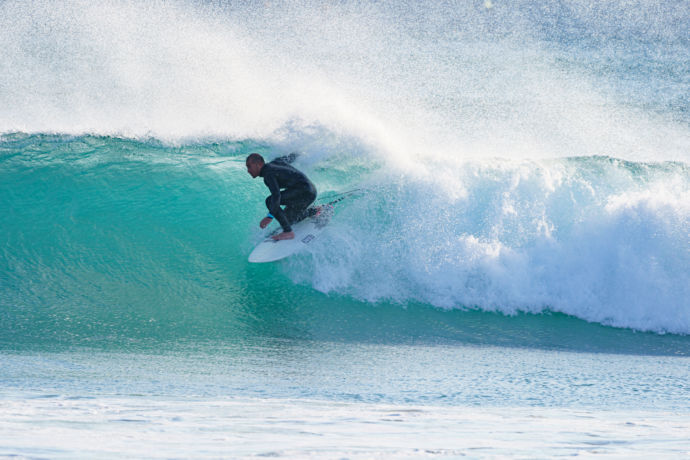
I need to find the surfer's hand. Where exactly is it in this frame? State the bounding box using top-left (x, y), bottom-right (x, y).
top-left (260, 217), bottom-right (272, 229)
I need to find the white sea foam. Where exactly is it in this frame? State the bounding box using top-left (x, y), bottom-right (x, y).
top-left (4, 396), bottom-right (690, 459)
top-left (2, 346), bottom-right (690, 458)
top-left (295, 157), bottom-right (690, 334)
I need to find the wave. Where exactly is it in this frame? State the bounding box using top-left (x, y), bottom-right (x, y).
top-left (1, 134), bottom-right (688, 343)
top-left (2, 1), bottom-right (689, 345)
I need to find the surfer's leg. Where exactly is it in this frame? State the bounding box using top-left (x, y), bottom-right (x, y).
top-left (281, 187), bottom-right (316, 225)
top-left (265, 195), bottom-right (292, 231)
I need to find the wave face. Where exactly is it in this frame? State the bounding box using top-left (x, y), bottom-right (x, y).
top-left (1, 134), bottom-right (688, 343)
top-left (1, 1), bottom-right (689, 344)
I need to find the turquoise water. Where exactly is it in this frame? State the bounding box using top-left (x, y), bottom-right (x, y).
top-left (3, 134), bottom-right (689, 347)
top-left (1, 0), bottom-right (690, 457)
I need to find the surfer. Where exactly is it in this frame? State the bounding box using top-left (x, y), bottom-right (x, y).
top-left (246, 153), bottom-right (317, 241)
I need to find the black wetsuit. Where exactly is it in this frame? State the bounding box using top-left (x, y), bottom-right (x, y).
top-left (260, 160), bottom-right (317, 232)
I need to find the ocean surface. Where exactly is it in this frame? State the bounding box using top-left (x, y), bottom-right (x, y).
top-left (1, 0), bottom-right (689, 458)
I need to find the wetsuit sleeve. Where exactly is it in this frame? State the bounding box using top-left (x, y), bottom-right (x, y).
top-left (263, 174), bottom-right (292, 232)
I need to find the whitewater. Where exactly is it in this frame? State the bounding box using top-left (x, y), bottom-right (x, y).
top-left (1, 0), bottom-right (690, 458)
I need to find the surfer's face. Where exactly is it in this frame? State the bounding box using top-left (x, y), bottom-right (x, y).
top-left (246, 160), bottom-right (262, 178)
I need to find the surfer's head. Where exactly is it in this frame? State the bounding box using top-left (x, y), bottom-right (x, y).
top-left (246, 153), bottom-right (265, 178)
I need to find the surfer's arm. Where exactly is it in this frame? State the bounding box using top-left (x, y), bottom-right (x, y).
top-left (259, 216), bottom-right (272, 229)
top-left (264, 174), bottom-right (283, 214)
top-left (263, 175), bottom-right (292, 232)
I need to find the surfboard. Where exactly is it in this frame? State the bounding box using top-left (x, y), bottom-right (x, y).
top-left (248, 205), bottom-right (334, 263)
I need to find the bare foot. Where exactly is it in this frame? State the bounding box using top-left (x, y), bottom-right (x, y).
top-left (272, 231), bottom-right (295, 241)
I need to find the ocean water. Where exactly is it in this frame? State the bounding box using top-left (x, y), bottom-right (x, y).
top-left (1, 0), bottom-right (690, 458)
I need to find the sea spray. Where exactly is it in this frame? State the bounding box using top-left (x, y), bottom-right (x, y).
top-left (1, 0), bottom-right (688, 161)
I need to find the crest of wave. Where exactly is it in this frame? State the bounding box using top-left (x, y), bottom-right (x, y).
top-left (0, 0), bottom-right (688, 164)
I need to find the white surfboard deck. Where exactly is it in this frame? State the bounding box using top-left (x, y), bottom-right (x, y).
top-left (248, 206), bottom-right (333, 263)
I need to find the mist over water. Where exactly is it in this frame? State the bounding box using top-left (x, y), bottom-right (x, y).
top-left (1, 0), bottom-right (689, 161)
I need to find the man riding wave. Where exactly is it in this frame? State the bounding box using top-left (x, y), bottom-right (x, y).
top-left (245, 153), bottom-right (317, 241)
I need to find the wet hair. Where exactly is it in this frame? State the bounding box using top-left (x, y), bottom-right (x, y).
top-left (246, 153), bottom-right (264, 165)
